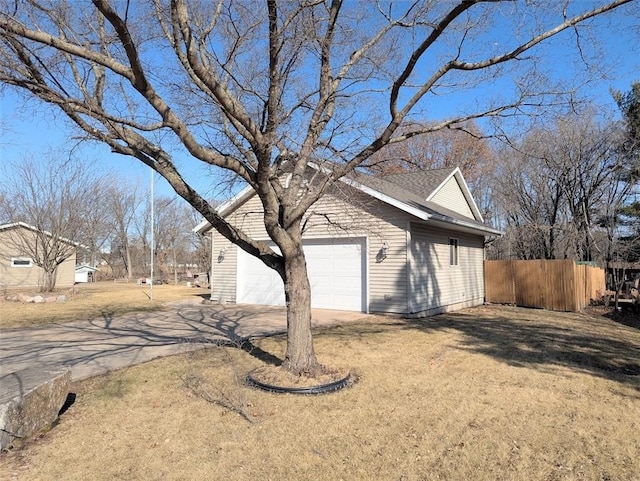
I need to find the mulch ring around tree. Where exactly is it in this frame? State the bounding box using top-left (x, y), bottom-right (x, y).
top-left (246, 365), bottom-right (354, 395)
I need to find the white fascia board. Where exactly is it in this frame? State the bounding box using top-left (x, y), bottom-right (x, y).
top-left (340, 176), bottom-right (501, 236)
top-left (452, 169), bottom-right (484, 223)
top-left (425, 169), bottom-right (456, 203)
top-left (425, 167), bottom-right (484, 223)
top-left (0, 221), bottom-right (37, 232)
top-left (339, 177), bottom-right (431, 221)
top-left (426, 213), bottom-right (503, 236)
top-left (193, 219), bottom-right (210, 234)
top-left (192, 184), bottom-right (256, 234)
top-left (0, 221), bottom-right (87, 248)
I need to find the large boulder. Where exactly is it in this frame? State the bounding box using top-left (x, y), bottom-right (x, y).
top-left (0, 367), bottom-right (71, 450)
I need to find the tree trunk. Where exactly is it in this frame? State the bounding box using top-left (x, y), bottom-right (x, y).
top-left (125, 242), bottom-right (133, 281)
top-left (281, 247), bottom-right (319, 375)
top-left (41, 266), bottom-right (57, 293)
top-left (173, 247), bottom-right (178, 285)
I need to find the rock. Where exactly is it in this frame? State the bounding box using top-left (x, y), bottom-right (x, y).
top-left (0, 367), bottom-right (71, 450)
top-left (45, 296), bottom-right (57, 303)
top-left (57, 295), bottom-right (66, 303)
top-left (32, 295), bottom-right (44, 303)
top-left (17, 293), bottom-right (30, 303)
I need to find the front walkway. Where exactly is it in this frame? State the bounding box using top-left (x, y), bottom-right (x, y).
top-left (0, 302), bottom-right (371, 381)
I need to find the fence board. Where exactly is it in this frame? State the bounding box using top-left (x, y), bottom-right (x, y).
top-left (484, 260), bottom-right (515, 304)
top-left (484, 259), bottom-right (605, 312)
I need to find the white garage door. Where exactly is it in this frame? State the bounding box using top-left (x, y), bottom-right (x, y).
top-left (236, 238), bottom-right (365, 312)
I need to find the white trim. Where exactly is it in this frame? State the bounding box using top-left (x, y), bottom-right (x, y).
top-left (11, 257), bottom-right (33, 268)
top-left (449, 237), bottom-right (459, 266)
top-left (193, 166), bottom-right (503, 237)
top-left (452, 169), bottom-right (484, 223)
top-left (419, 213), bottom-right (502, 236)
top-left (339, 177), bottom-right (432, 221)
top-left (364, 236), bottom-right (370, 314)
top-left (0, 222), bottom-right (87, 248)
top-left (406, 221), bottom-right (413, 314)
top-left (74, 265), bottom-right (98, 273)
top-left (193, 185), bottom-right (256, 234)
top-left (425, 168), bottom-right (484, 223)
top-left (193, 218), bottom-right (210, 235)
top-left (425, 169), bottom-right (456, 203)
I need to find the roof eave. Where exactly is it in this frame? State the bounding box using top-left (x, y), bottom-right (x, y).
top-left (425, 214), bottom-right (504, 236)
top-left (340, 176), bottom-right (502, 236)
top-left (339, 177), bottom-right (431, 221)
top-left (192, 168), bottom-right (503, 238)
top-left (193, 185), bottom-right (256, 235)
top-left (425, 168), bottom-right (484, 223)
top-left (0, 221), bottom-right (87, 248)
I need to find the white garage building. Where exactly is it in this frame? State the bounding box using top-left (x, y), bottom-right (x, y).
top-left (195, 167), bottom-right (502, 317)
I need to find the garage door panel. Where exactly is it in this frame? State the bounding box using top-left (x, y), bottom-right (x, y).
top-left (237, 248), bottom-right (285, 306)
top-left (237, 238), bottom-right (365, 311)
top-left (333, 279), bottom-right (360, 291)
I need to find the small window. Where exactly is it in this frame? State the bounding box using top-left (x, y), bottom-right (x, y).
top-left (11, 257), bottom-right (33, 268)
top-left (449, 238), bottom-right (459, 266)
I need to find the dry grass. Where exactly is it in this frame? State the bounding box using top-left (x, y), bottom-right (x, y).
top-left (1, 306), bottom-right (639, 481)
top-left (0, 282), bottom-right (209, 329)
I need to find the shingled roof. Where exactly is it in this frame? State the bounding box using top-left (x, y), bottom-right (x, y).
top-left (195, 166), bottom-right (502, 236)
top-left (376, 168), bottom-right (453, 198)
top-left (345, 168), bottom-right (499, 234)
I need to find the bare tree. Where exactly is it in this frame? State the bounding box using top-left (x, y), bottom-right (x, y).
top-left (606, 82), bottom-right (640, 291)
top-left (367, 120), bottom-right (498, 220)
top-left (104, 182), bottom-right (140, 280)
top-left (150, 196), bottom-right (191, 284)
top-left (493, 142), bottom-right (564, 260)
top-left (0, 155), bottom-right (102, 291)
top-left (0, 0), bottom-right (634, 375)
top-left (493, 108), bottom-right (629, 262)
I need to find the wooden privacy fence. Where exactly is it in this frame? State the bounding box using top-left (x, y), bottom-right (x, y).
top-left (484, 259), bottom-right (606, 312)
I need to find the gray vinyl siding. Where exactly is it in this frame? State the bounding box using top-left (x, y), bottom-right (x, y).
top-left (430, 176), bottom-right (475, 219)
top-left (409, 223), bottom-right (484, 316)
top-left (209, 185), bottom-right (412, 314)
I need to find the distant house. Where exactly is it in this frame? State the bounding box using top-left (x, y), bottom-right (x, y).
top-left (195, 167), bottom-right (502, 317)
top-left (0, 222), bottom-right (82, 289)
top-left (75, 264), bottom-right (99, 283)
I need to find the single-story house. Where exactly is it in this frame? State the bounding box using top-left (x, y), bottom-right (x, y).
top-left (0, 222), bottom-right (81, 289)
top-left (75, 264), bottom-right (99, 283)
top-left (195, 167), bottom-right (503, 317)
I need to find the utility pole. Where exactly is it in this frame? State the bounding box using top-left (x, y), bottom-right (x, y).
top-left (150, 169), bottom-right (154, 301)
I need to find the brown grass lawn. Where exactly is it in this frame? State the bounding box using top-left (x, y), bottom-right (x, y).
top-left (0, 282), bottom-right (210, 328)
top-left (1, 305), bottom-right (640, 481)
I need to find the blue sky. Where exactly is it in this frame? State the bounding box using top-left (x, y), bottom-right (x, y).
top-left (1, 2), bottom-right (638, 203)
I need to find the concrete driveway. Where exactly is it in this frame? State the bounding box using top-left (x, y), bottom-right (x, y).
top-left (0, 301), bottom-right (371, 381)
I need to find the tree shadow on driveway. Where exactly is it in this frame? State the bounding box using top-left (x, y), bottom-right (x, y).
top-left (0, 303), bottom-right (291, 380)
top-left (4, 303), bottom-right (637, 387)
